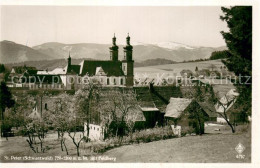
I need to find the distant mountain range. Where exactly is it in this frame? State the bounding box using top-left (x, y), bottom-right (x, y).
top-left (0, 40), bottom-right (227, 64)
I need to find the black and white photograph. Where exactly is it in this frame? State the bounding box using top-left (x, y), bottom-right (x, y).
top-left (0, 0), bottom-right (259, 167)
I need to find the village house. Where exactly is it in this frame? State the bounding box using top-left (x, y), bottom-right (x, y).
top-left (164, 98), bottom-right (217, 134)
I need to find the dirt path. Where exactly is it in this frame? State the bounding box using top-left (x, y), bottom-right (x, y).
top-left (102, 133), bottom-right (251, 163)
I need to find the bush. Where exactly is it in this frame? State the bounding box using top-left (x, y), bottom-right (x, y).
top-left (91, 126), bottom-right (178, 153)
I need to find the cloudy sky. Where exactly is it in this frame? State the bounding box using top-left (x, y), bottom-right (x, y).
top-left (0, 6), bottom-right (228, 47)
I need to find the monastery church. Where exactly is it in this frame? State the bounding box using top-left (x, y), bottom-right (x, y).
top-left (60, 34), bottom-right (134, 89)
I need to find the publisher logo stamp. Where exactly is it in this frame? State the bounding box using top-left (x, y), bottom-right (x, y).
top-left (235, 143), bottom-right (245, 159)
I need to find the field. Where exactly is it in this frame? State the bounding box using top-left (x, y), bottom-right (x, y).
top-left (103, 129), bottom-right (251, 163)
top-left (0, 124), bottom-right (251, 163)
top-left (134, 59), bottom-right (224, 77)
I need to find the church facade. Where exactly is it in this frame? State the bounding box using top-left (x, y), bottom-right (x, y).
top-left (60, 34), bottom-right (134, 89)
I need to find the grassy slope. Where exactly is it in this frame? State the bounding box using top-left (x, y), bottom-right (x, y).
top-left (103, 132), bottom-right (251, 163)
top-left (0, 125), bottom-right (251, 163)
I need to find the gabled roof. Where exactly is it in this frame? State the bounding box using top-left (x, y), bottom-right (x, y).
top-left (165, 98), bottom-right (192, 118)
top-left (95, 67), bottom-right (106, 76)
top-left (134, 87), bottom-right (156, 108)
top-left (150, 86), bottom-right (183, 113)
top-left (80, 60), bottom-right (124, 77)
top-left (197, 102), bottom-right (217, 118)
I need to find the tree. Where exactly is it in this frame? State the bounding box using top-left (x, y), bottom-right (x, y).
top-left (74, 81), bottom-right (100, 141)
top-left (220, 6), bottom-right (252, 119)
top-left (209, 50), bottom-right (231, 60)
top-left (187, 102), bottom-right (206, 135)
top-left (195, 84), bottom-right (204, 102)
top-left (24, 111), bottom-right (49, 153)
top-left (49, 95), bottom-right (72, 155)
top-left (0, 81), bottom-right (15, 137)
top-left (195, 66), bottom-right (198, 72)
top-left (100, 89), bottom-right (142, 139)
top-left (215, 94), bottom-right (236, 133)
top-left (0, 64), bottom-right (5, 73)
top-left (67, 117), bottom-right (87, 157)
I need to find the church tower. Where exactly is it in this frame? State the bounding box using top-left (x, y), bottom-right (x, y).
top-left (67, 52), bottom-right (71, 70)
top-left (122, 33), bottom-right (134, 86)
top-left (109, 34), bottom-right (119, 61)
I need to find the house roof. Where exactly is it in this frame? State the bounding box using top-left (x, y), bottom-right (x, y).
top-left (25, 69), bottom-right (38, 75)
top-left (37, 68), bottom-right (66, 75)
top-left (165, 98), bottom-right (192, 118)
top-left (80, 60), bottom-right (124, 77)
top-left (197, 102), bottom-right (217, 118)
top-left (150, 86), bottom-right (183, 113)
top-left (212, 84), bottom-right (236, 99)
top-left (67, 65), bottom-right (81, 75)
top-left (31, 74), bottom-right (62, 84)
top-left (11, 66), bottom-right (37, 74)
top-left (134, 87), bottom-right (156, 108)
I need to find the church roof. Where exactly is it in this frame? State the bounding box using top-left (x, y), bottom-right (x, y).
top-left (80, 60), bottom-right (124, 77)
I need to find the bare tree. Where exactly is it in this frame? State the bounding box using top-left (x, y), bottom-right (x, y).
top-left (49, 96), bottom-right (72, 155)
top-left (101, 89), bottom-right (141, 139)
top-left (66, 118), bottom-right (86, 157)
top-left (24, 117), bottom-right (48, 153)
top-left (74, 80), bottom-right (100, 141)
top-left (216, 94), bottom-right (236, 133)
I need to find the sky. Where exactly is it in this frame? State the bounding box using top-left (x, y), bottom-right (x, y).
top-left (0, 6), bottom-right (229, 47)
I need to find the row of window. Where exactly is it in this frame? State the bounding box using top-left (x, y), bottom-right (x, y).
top-left (75, 77), bottom-right (125, 85)
top-left (30, 84), bottom-right (63, 89)
top-left (90, 125), bottom-right (99, 131)
top-left (106, 78), bottom-right (124, 85)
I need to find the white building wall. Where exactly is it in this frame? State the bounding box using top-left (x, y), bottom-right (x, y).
top-left (84, 123), bottom-right (104, 141)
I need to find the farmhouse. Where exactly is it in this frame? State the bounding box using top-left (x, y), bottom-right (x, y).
top-left (164, 98), bottom-right (216, 134)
